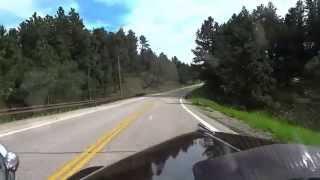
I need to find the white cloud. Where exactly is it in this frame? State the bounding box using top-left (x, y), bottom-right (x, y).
top-left (94, 0), bottom-right (134, 6)
top-left (0, 0), bottom-right (79, 28)
top-left (85, 20), bottom-right (111, 30)
top-left (40, 1), bottom-right (80, 15)
top-left (123, 0), bottom-right (296, 63)
top-left (0, 0), bottom-right (296, 63)
top-left (0, 0), bottom-right (36, 18)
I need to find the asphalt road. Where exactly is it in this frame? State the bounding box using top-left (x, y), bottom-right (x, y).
top-left (0, 86), bottom-right (233, 180)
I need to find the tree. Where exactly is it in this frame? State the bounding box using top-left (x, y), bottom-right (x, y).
top-left (305, 0), bottom-right (320, 54)
top-left (0, 7), bottom-right (186, 108)
top-left (126, 30), bottom-right (139, 72)
top-left (192, 16), bottom-right (219, 83)
top-left (304, 53), bottom-right (320, 80)
top-left (172, 56), bottom-right (195, 84)
top-left (139, 35), bottom-right (152, 71)
top-left (193, 7), bottom-right (276, 107)
top-left (282, 0), bottom-right (307, 79)
top-left (139, 35), bottom-right (150, 52)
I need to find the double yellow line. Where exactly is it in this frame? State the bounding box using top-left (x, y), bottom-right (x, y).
top-left (48, 102), bottom-right (153, 180)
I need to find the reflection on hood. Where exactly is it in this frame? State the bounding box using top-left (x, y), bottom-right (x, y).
top-left (83, 132), bottom-right (272, 180)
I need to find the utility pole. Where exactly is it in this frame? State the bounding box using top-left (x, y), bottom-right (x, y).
top-left (87, 65), bottom-right (91, 100)
top-left (117, 55), bottom-right (123, 97)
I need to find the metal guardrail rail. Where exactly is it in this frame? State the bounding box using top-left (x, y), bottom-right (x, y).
top-left (0, 96), bottom-right (122, 116)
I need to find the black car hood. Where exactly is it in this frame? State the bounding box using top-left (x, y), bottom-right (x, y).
top-left (71, 131), bottom-right (278, 180)
top-left (194, 143), bottom-right (320, 180)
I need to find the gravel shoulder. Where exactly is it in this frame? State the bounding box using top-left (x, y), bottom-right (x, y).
top-left (190, 103), bottom-right (273, 140)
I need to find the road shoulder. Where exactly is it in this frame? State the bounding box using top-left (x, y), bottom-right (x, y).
top-left (0, 97), bottom-right (145, 138)
top-left (188, 102), bottom-right (273, 140)
top-left (181, 98), bottom-right (235, 134)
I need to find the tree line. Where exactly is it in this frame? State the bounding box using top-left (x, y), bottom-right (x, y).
top-left (0, 7), bottom-right (195, 108)
top-left (193, 0), bottom-right (320, 109)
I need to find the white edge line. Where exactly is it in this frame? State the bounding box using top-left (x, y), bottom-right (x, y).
top-left (180, 97), bottom-right (241, 152)
top-left (179, 98), bottom-right (218, 132)
top-left (0, 97), bottom-right (146, 138)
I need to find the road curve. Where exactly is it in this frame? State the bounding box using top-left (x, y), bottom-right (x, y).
top-left (0, 86), bottom-right (233, 180)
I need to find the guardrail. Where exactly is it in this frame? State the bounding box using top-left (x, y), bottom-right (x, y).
top-left (0, 96), bottom-right (122, 116)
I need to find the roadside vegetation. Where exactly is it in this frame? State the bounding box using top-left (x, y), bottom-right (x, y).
top-left (191, 0), bottom-right (320, 145)
top-left (189, 87), bottom-right (320, 145)
top-left (0, 7), bottom-right (196, 111)
top-left (0, 82), bottom-right (183, 123)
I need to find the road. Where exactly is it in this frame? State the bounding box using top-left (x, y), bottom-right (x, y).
top-left (0, 86), bottom-right (233, 180)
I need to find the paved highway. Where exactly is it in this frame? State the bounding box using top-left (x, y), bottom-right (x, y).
top-left (0, 86), bottom-right (233, 180)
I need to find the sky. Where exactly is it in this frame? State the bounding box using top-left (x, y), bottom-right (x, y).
top-left (0, 0), bottom-right (297, 63)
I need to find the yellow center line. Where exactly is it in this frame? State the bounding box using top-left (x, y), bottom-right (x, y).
top-left (48, 102), bottom-right (153, 180)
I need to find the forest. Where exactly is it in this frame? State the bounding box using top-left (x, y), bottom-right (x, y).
top-left (193, 0), bottom-right (320, 128)
top-left (0, 7), bottom-right (195, 109)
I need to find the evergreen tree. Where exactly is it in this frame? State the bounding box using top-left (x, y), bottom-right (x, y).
top-left (0, 7), bottom-right (188, 108)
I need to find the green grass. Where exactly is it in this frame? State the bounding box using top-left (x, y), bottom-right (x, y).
top-left (189, 88), bottom-right (320, 146)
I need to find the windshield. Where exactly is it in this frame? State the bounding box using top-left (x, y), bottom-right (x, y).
top-left (0, 0), bottom-right (319, 180)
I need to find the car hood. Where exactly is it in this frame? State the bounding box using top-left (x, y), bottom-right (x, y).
top-left (70, 131), bottom-right (275, 180)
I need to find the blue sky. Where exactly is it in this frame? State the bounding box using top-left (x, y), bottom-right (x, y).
top-left (0, 0), bottom-right (296, 63)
